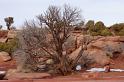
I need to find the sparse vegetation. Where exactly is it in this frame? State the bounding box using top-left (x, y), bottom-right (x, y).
top-left (0, 38), bottom-right (18, 54)
top-left (101, 29), bottom-right (112, 36)
top-left (86, 21), bottom-right (112, 36)
top-left (109, 23), bottom-right (124, 36)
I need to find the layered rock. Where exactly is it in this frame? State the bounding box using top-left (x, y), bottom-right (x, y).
top-left (69, 36), bottom-right (124, 67)
top-left (85, 36), bottom-right (124, 66)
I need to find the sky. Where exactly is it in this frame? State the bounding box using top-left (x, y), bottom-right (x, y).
top-left (0, 0), bottom-right (124, 29)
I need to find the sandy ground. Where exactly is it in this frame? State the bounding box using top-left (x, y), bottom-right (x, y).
top-left (0, 57), bottom-right (124, 82)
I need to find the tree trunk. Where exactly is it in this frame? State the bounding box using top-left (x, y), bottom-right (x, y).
top-left (7, 26), bottom-right (10, 30)
top-left (58, 55), bottom-right (72, 75)
top-left (71, 46), bottom-right (83, 69)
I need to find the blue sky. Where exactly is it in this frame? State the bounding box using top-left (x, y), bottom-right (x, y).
top-left (0, 0), bottom-right (124, 28)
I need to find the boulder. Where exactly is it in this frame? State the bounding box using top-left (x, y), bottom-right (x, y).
top-left (4, 69), bottom-right (51, 80)
top-left (88, 41), bottom-right (105, 49)
top-left (0, 51), bottom-right (11, 62)
top-left (0, 38), bottom-right (8, 43)
top-left (69, 46), bottom-right (110, 66)
top-left (88, 38), bottom-right (124, 57)
top-left (86, 49), bottom-right (110, 66)
top-left (84, 36), bottom-right (124, 66)
top-left (88, 41), bottom-right (123, 50)
top-left (68, 36), bottom-right (124, 67)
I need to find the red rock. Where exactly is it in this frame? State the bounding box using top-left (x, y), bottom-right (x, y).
top-left (86, 49), bottom-right (110, 66)
top-left (5, 69), bottom-right (51, 80)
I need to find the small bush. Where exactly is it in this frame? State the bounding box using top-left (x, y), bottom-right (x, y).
top-left (118, 29), bottom-right (124, 36)
top-left (100, 29), bottom-right (112, 36)
top-left (0, 38), bottom-right (18, 54)
top-left (110, 23), bottom-right (124, 36)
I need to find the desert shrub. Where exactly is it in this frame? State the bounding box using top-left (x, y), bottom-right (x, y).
top-left (100, 29), bottom-right (112, 36)
top-left (0, 38), bottom-right (18, 54)
top-left (118, 29), bottom-right (124, 36)
top-left (85, 20), bottom-right (95, 30)
top-left (94, 21), bottom-right (105, 32)
top-left (86, 21), bottom-right (108, 36)
top-left (110, 23), bottom-right (124, 36)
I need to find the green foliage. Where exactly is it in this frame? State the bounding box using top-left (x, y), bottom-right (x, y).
top-left (86, 21), bottom-right (111, 36)
top-left (110, 23), bottom-right (124, 31)
top-left (85, 20), bottom-right (124, 36)
top-left (110, 23), bottom-right (124, 36)
top-left (85, 20), bottom-right (94, 30)
top-left (94, 21), bottom-right (105, 32)
top-left (90, 32), bottom-right (99, 36)
top-left (0, 38), bottom-right (18, 54)
top-left (101, 29), bottom-right (112, 36)
top-left (118, 28), bottom-right (124, 36)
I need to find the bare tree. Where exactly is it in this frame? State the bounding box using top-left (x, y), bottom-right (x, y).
top-left (17, 5), bottom-right (86, 75)
top-left (36, 5), bottom-right (83, 75)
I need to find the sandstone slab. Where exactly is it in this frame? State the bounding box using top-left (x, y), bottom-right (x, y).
top-left (0, 52), bottom-right (11, 62)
